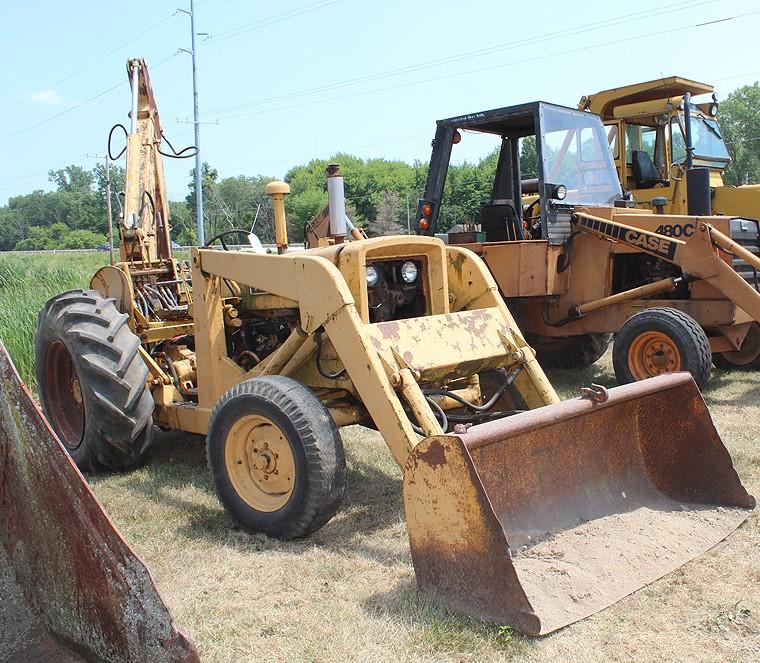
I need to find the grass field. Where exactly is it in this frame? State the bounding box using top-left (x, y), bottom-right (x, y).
top-left (1, 252), bottom-right (758, 662)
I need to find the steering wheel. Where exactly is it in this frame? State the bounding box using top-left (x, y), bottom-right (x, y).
top-left (204, 229), bottom-right (252, 251)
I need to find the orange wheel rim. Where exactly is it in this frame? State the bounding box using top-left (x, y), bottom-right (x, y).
top-left (627, 331), bottom-right (681, 380)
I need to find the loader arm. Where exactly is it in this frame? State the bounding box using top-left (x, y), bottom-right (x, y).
top-left (572, 210), bottom-right (760, 323)
top-left (189, 245), bottom-right (558, 468)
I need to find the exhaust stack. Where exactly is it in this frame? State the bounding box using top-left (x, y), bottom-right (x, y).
top-left (326, 163), bottom-right (347, 242)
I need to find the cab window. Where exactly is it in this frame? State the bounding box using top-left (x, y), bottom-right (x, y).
top-left (625, 124), bottom-right (657, 163)
top-left (606, 124), bottom-right (619, 160)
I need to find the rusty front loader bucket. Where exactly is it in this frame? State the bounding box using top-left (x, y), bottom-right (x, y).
top-left (404, 373), bottom-right (755, 635)
top-left (0, 343), bottom-right (199, 662)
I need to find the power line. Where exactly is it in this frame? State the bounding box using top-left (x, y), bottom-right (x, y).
top-left (196, 8), bottom-right (760, 125)
top-left (0, 117), bottom-right (184, 194)
top-left (210, 132), bottom-right (433, 179)
top-left (201, 0), bottom-right (342, 46)
top-left (0, 13), bottom-right (178, 117)
top-left (200, 0), bottom-right (716, 117)
top-left (0, 53), bottom-right (179, 146)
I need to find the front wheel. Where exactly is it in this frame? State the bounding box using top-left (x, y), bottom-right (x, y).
top-left (612, 307), bottom-right (712, 390)
top-left (206, 376), bottom-right (346, 539)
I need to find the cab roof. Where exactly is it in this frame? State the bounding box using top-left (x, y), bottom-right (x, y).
top-left (581, 76), bottom-right (714, 118)
top-left (437, 101), bottom-right (579, 137)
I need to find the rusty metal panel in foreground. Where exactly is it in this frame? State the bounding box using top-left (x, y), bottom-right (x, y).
top-left (0, 343), bottom-right (199, 662)
top-left (403, 373), bottom-right (755, 635)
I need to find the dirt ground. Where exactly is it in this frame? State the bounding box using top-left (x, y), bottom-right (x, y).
top-left (72, 355), bottom-right (759, 663)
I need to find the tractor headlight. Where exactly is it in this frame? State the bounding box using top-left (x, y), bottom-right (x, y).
top-left (366, 265), bottom-right (380, 287)
top-left (400, 261), bottom-right (419, 284)
top-left (551, 184), bottom-right (568, 200)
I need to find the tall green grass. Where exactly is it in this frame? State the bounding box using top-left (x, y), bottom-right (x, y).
top-left (0, 253), bottom-right (107, 388)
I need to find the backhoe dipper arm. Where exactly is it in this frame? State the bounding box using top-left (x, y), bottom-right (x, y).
top-left (572, 210), bottom-right (760, 323)
top-left (120, 58), bottom-right (173, 265)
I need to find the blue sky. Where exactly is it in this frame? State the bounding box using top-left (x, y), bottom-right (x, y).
top-left (1, 0), bottom-right (759, 204)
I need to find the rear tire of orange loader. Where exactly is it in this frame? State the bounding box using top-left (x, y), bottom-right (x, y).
top-left (35, 290), bottom-right (155, 472)
top-left (530, 333), bottom-right (611, 368)
top-left (714, 322), bottom-right (760, 369)
top-left (612, 307), bottom-right (712, 390)
top-left (206, 376), bottom-right (346, 539)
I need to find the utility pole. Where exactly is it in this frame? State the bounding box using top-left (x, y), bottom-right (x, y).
top-left (105, 156), bottom-right (115, 265)
top-left (406, 193), bottom-right (411, 234)
top-left (179, 0), bottom-right (205, 245)
top-left (87, 151), bottom-right (116, 263)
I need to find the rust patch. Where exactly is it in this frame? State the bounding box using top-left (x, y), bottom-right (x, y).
top-left (0, 343), bottom-right (199, 663)
top-left (449, 251), bottom-right (468, 275)
top-left (377, 320), bottom-right (402, 341)
top-left (416, 438), bottom-right (448, 467)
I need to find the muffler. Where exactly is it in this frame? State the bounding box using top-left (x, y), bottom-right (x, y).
top-left (403, 373), bottom-right (754, 635)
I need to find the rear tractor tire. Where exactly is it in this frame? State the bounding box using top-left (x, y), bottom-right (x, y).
top-left (531, 333), bottom-right (611, 369)
top-left (206, 376), bottom-right (346, 539)
top-left (612, 307), bottom-right (712, 390)
top-left (714, 322), bottom-right (760, 369)
top-left (35, 290), bottom-right (155, 471)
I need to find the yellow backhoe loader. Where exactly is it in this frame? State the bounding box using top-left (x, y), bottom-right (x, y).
top-left (23, 60), bottom-right (755, 637)
top-left (415, 102), bottom-right (760, 386)
top-left (579, 76), bottom-right (757, 218)
top-left (579, 76), bottom-right (760, 367)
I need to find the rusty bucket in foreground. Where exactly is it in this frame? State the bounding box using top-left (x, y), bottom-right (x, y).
top-left (0, 342), bottom-right (199, 663)
top-left (404, 373), bottom-right (755, 635)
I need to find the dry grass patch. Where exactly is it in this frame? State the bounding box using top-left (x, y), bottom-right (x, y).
top-left (84, 354), bottom-right (760, 663)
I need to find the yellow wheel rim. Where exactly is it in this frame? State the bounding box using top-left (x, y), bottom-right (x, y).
top-left (627, 331), bottom-right (681, 381)
top-left (224, 415), bottom-right (296, 512)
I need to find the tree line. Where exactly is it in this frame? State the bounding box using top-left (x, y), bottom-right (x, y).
top-left (2, 82), bottom-right (759, 251)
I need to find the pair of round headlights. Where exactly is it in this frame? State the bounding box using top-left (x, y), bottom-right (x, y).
top-left (366, 261), bottom-right (418, 287)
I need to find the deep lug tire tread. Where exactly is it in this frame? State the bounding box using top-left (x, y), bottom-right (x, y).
top-left (35, 289), bottom-right (154, 471)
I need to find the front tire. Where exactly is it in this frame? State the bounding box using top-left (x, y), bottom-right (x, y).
top-left (35, 290), bottom-right (155, 471)
top-left (206, 376), bottom-right (346, 539)
top-left (612, 307), bottom-right (711, 390)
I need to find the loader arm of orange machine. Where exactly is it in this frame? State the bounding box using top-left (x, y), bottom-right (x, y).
top-left (572, 210), bottom-right (760, 323)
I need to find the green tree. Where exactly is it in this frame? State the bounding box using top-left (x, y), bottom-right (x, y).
top-left (368, 189), bottom-right (404, 236)
top-left (520, 136), bottom-right (539, 179)
top-left (48, 165), bottom-right (94, 192)
top-left (719, 82), bottom-right (760, 185)
top-left (62, 229), bottom-right (106, 249)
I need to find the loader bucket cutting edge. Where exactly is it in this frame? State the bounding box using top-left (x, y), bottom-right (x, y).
top-left (0, 342), bottom-right (199, 662)
top-left (403, 372), bottom-right (754, 635)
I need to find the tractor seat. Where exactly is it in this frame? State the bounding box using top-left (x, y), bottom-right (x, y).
top-left (481, 203), bottom-right (523, 242)
top-left (631, 150), bottom-right (669, 188)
